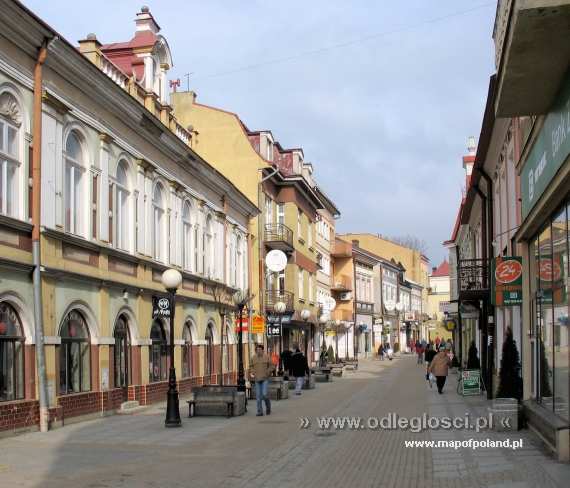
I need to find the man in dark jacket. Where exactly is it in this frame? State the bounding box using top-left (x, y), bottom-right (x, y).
top-left (290, 344), bottom-right (310, 395)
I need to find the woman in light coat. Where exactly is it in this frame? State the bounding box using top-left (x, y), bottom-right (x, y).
top-left (428, 345), bottom-right (452, 394)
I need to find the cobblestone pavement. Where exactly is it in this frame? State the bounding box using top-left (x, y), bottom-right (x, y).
top-left (1, 356), bottom-right (569, 488)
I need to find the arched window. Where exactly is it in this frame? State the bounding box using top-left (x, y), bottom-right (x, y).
top-left (182, 201), bottom-right (193, 271)
top-left (182, 321), bottom-right (193, 378)
top-left (59, 310), bottom-right (90, 394)
top-left (236, 234), bottom-right (243, 290)
top-left (113, 314), bottom-right (130, 388)
top-left (0, 302), bottom-right (24, 401)
top-left (152, 184), bottom-right (165, 262)
top-left (204, 323), bottom-right (214, 378)
top-left (115, 162), bottom-right (130, 251)
top-left (149, 320), bottom-right (167, 382)
top-left (203, 215), bottom-right (213, 277)
top-left (0, 92), bottom-right (22, 218)
top-left (64, 131), bottom-right (85, 235)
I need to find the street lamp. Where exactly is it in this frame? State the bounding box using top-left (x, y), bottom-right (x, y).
top-left (233, 289), bottom-right (252, 393)
top-left (162, 268), bottom-right (183, 428)
top-left (274, 301), bottom-right (286, 376)
top-left (300, 308), bottom-right (311, 361)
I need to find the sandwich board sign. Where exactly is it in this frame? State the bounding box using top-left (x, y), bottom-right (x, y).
top-left (460, 369), bottom-right (481, 396)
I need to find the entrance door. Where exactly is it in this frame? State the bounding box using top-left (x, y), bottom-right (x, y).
top-left (114, 315), bottom-right (131, 400)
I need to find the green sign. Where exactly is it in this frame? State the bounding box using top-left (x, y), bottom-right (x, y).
top-left (522, 71), bottom-right (570, 218)
top-left (491, 256), bottom-right (523, 306)
top-left (461, 369), bottom-right (481, 396)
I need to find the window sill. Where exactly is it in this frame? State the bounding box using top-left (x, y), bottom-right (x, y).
top-left (298, 298), bottom-right (306, 304)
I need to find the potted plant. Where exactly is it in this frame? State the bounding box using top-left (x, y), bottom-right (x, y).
top-left (491, 327), bottom-right (523, 431)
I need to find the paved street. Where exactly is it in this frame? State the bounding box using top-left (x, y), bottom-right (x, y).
top-left (1, 357), bottom-right (569, 488)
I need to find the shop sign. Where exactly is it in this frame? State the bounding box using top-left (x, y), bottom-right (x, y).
top-left (266, 324), bottom-right (282, 337)
top-left (539, 257), bottom-right (563, 283)
top-left (251, 315), bottom-right (265, 334)
top-left (522, 72), bottom-right (570, 218)
top-left (266, 314), bottom-right (292, 325)
top-left (325, 330), bottom-right (336, 337)
top-left (152, 296), bottom-right (170, 319)
top-left (444, 319), bottom-right (456, 331)
top-left (373, 324), bottom-right (383, 334)
top-left (492, 256), bottom-right (523, 306)
top-left (460, 369), bottom-right (481, 396)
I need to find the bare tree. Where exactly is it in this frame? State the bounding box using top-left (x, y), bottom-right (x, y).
top-left (390, 234), bottom-right (429, 255)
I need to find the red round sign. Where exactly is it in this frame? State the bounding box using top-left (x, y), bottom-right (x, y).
top-left (539, 259), bottom-right (562, 282)
top-left (495, 259), bottom-right (523, 284)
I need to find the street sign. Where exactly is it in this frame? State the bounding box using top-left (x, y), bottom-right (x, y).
top-left (492, 257), bottom-right (523, 306)
top-left (325, 330), bottom-right (336, 337)
top-left (235, 315), bottom-right (249, 333)
top-left (251, 315), bottom-right (265, 334)
top-left (152, 296), bottom-right (170, 319)
top-left (266, 324), bottom-right (282, 337)
top-left (460, 369), bottom-right (481, 396)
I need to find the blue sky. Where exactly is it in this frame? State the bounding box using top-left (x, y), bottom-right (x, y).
top-left (23, 0), bottom-right (497, 265)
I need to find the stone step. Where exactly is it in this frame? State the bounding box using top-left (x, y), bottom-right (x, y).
top-left (116, 400), bottom-right (145, 415)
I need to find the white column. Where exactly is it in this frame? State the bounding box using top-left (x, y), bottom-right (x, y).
top-left (143, 55), bottom-right (154, 92)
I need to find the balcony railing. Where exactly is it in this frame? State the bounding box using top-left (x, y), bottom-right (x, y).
top-left (264, 223), bottom-right (294, 251)
top-left (458, 258), bottom-right (489, 296)
top-left (356, 301), bottom-right (374, 314)
top-left (264, 290), bottom-right (295, 312)
top-left (331, 274), bottom-right (353, 291)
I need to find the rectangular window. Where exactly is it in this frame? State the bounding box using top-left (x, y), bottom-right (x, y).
top-left (308, 221), bottom-right (312, 248)
top-left (309, 273), bottom-right (313, 302)
top-left (298, 269), bottom-right (304, 300)
top-left (265, 195), bottom-right (273, 225)
top-left (297, 210), bottom-right (302, 239)
top-left (277, 203), bottom-right (285, 224)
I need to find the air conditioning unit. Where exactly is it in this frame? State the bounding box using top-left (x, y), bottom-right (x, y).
top-left (339, 292), bottom-right (352, 301)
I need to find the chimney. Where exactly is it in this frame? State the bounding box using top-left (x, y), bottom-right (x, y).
top-left (462, 136), bottom-right (477, 189)
top-left (78, 33), bottom-right (102, 66)
top-left (135, 6), bottom-right (160, 35)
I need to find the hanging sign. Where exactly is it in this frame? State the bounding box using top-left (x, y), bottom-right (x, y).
top-left (492, 257), bottom-right (523, 306)
top-left (152, 296), bottom-right (171, 319)
top-left (266, 324), bottom-right (282, 337)
top-left (251, 315), bottom-right (265, 334)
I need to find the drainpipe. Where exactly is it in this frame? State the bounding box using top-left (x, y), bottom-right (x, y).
top-left (32, 37), bottom-right (56, 433)
top-left (479, 169), bottom-right (495, 399)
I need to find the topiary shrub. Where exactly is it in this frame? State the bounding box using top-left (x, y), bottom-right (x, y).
top-left (496, 327), bottom-right (523, 400)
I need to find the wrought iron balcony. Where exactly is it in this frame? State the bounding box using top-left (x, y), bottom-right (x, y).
top-left (264, 223), bottom-right (294, 252)
top-left (264, 290), bottom-right (295, 313)
top-left (458, 258), bottom-right (490, 298)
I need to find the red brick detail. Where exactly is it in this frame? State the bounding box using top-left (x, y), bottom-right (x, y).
top-left (57, 391), bottom-right (101, 420)
top-left (0, 399), bottom-right (39, 432)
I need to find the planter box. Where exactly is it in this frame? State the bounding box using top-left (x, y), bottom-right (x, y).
top-left (314, 372), bottom-right (332, 382)
top-left (489, 398), bottom-right (520, 431)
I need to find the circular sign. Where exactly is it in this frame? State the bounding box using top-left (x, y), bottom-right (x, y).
top-left (539, 259), bottom-right (562, 282)
top-left (495, 259), bottom-right (523, 284)
top-left (323, 296), bottom-right (337, 313)
top-left (158, 298), bottom-right (170, 310)
top-left (385, 300), bottom-right (396, 311)
top-left (265, 250), bottom-right (287, 273)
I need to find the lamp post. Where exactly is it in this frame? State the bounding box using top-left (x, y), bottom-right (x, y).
top-left (300, 308), bottom-right (311, 359)
top-left (233, 289), bottom-right (252, 393)
top-left (162, 268), bottom-right (183, 428)
top-left (274, 301), bottom-right (286, 376)
top-left (319, 314), bottom-right (329, 368)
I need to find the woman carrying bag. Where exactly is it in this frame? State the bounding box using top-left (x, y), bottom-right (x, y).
top-left (428, 344), bottom-right (452, 394)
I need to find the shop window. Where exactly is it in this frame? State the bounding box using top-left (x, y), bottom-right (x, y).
top-left (0, 302), bottom-right (24, 401)
top-left (113, 314), bottom-right (131, 388)
top-left (182, 321), bottom-right (193, 378)
top-left (149, 320), bottom-right (167, 382)
top-left (59, 310), bottom-right (90, 394)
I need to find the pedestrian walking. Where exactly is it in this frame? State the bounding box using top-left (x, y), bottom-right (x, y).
top-left (290, 344), bottom-right (310, 395)
top-left (428, 344), bottom-right (452, 394)
top-left (248, 344), bottom-right (275, 416)
top-left (378, 344), bottom-right (384, 361)
top-left (416, 343), bottom-right (424, 365)
top-left (424, 343), bottom-right (436, 387)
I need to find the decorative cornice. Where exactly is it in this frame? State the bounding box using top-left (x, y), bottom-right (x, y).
top-left (99, 132), bottom-right (114, 144)
top-left (42, 90), bottom-right (70, 114)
